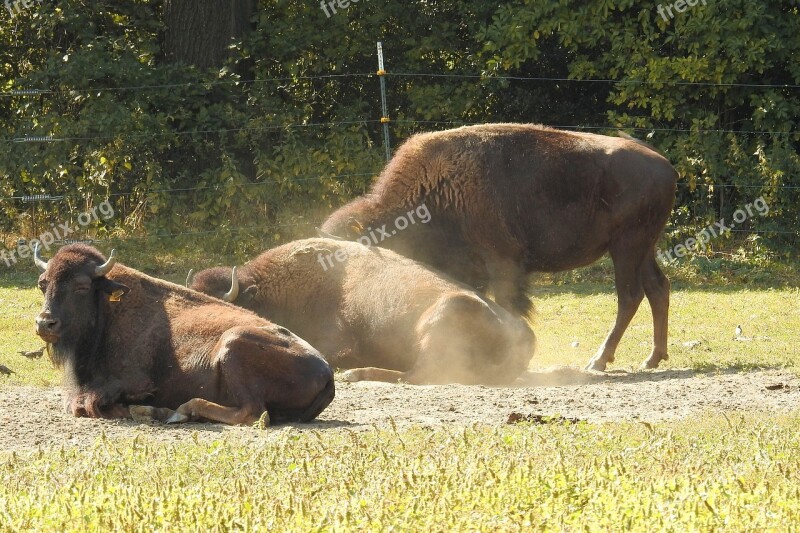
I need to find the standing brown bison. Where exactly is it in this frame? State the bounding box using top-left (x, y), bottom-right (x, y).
top-left (33, 243), bottom-right (334, 425)
top-left (320, 124), bottom-right (678, 371)
top-left (189, 238), bottom-right (535, 385)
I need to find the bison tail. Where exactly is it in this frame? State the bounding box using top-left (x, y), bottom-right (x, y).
top-left (616, 130), bottom-right (668, 158)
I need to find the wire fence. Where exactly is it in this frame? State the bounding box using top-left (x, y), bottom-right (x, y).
top-left (4, 70), bottom-right (800, 96)
top-left (2, 68), bottom-right (798, 250)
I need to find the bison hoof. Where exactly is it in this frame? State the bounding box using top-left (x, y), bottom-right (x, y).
top-left (640, 355), bottom-right (666, 370)
top-left (165, 411), bottom-right (190, 424)
top-left (129, 405), bottom-right (152, 423)
top-left (129, 405), bottom-right (169, 424)
top-left (584, 358), bottom-right (608, 372)
top-left (129, 405), bottom-right (189, 424)
top-left (640, 350), bottom-right (668, 370)
top-left (341, 369), bottom-right (362, 383)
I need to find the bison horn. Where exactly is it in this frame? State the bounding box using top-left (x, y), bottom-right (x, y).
top-left (185, 269), bottom-right (195, 288)
top-left (222, 266), bottom-right (239, 302)
top-left (315, 228), bottom-right (347, 241)
top-left (33, 242), bottom-right (49, 272)
top-left (93, 249), bottom-right (117, 278)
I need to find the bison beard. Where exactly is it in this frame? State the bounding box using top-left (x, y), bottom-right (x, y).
top-left (48, 285), bottom-right (108, 381)
top-left (321, 123), bottom-right (678, 371)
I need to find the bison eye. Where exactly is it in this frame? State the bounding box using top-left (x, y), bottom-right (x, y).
top-left (38, 280), bottom-right (47, 293)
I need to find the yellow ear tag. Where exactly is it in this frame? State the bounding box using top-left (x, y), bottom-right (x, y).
top-left (109, 290), bottom-right (125, 302)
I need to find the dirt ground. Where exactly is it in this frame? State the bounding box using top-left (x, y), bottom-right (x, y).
top-left (1, 367), bottom-right (799, 452)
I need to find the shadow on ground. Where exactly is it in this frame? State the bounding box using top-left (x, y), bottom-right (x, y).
top-left (512, 365), bottom-right (753, 387)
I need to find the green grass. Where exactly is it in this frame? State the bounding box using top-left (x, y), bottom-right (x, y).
top-left (3, 415), bottom-right (800, 531)
top-left (0, 273), bottom-right (56, 387)
top-left (2, 259), bottom-right (800, 531)
top-left (530, 284), bottom-right (800, 371)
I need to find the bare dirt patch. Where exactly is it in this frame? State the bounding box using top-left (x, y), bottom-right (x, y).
top-left (1, 367), bottom-right (799, 451)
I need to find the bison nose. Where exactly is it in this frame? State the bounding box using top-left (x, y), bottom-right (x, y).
top-left (35, 312), bottom-right (61, 335)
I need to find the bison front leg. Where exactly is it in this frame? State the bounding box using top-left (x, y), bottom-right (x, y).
top-left (486, 259), bottom-right (533, 317)
top-left (129, 405), bottom-right (189, 424)
top-left (127, 402), bottom-right (264, 426)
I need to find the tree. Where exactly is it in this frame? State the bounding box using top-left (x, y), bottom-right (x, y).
top-left (163, 0), bottom-right (255, 69)
top-left (1, 0), bottom-right (796, 257)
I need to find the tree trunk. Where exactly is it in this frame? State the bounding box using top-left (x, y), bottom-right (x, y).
top-left (163, 0), bottom-right (255, 69)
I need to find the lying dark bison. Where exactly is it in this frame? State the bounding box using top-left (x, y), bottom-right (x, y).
top-left (189, 238), bottom-right (535, 385)
top-left (33, 243), bottom-right (334, 425)
top-left (320, 123), bottom-right (678, 371)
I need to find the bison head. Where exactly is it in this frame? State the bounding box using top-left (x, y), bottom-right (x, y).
top-left (189, 266), bottom-right (257, 307)
top-left (318, 196), bottom-right (375, 240)
top-left (34, 244), bottom-right (129, 353)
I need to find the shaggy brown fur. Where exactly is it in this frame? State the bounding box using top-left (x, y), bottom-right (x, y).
top-left (190, 238), bottom-right (536, 385)
top-left (320, 123), bottom-right (678, 371)
top-left (34, 244), bottom-right (334, 425)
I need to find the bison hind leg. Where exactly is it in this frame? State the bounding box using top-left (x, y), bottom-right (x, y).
top-left (411, 293), bottom-right (532, 385)
top-left (210, 325), bottom-right (334, 424)
top-left (585, 237), bottom-right (651, 371)
top-left (171, 398), bottom-right (265, 426)
top-left (341, 367), bottom-right (408, 383)
top-left (295, 377), bottom-right (335, 422)
top-left (341, 366), bottom-right (460, 385)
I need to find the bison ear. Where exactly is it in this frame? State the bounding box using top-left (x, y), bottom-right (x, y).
top-left (241, 285), bottom-right (258, 304)
top-left (347, 217), bottom-right (364, 234)
top-left (94, 278), bottom-right (131, 302)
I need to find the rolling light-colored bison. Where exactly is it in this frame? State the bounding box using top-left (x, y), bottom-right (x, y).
top-left (189, 238), bottom-right (536, 385)
top-left (320, 123), bottom-right (678, 371)
top-left (33, 243), bottom-right (334, 425)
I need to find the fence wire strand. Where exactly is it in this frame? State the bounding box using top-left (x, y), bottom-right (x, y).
top-left (4, 70), bottom-right (799, 97)
top-left (3, 67), bottom-right (798, 246)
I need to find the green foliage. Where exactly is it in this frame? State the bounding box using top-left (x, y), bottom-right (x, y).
top-left (0, 0), bottom-right (797, 259)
